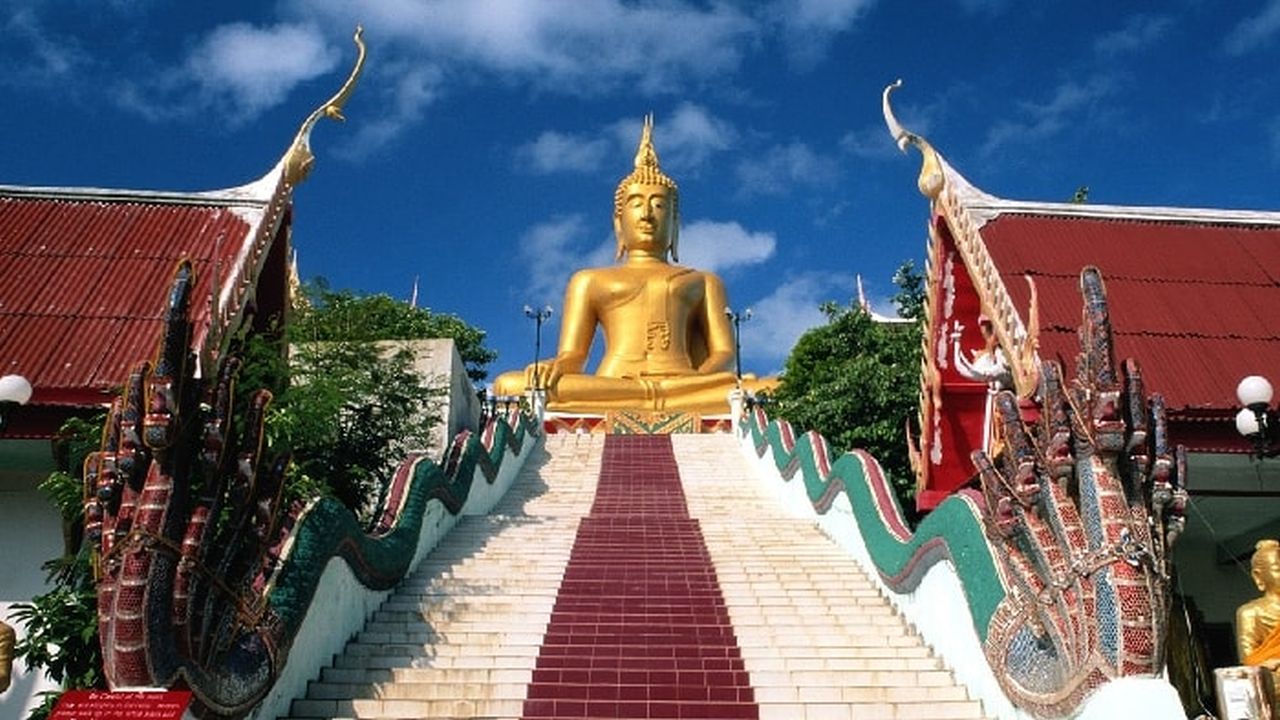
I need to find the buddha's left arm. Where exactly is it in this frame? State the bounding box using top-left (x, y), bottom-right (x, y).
top-left (698, 274), bottom-right (736, 373)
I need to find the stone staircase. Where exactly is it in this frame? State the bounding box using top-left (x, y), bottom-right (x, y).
top-left (285, 432), bottom-right (987, 720)
top-left (287, 433), bottom-right (602, 719)
top-left (673, 434), bottom-right (986, 720)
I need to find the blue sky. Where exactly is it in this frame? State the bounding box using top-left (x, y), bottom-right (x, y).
top-left (5, 0), bottom-right (1280, 384)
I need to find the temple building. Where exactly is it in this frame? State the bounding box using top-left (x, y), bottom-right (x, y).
top-left (0, 34), bottom-right (366, 717)
top-left (5, 58), bottom-right (1280, 715)
top-left (0, 153), bottom-right (298, 720)
top-left (886, 81), bottom-right (1280, 679)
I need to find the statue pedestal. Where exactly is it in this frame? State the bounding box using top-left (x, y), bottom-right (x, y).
top-left (540, 409), bottom-right (734, 435)
top-left (1215, 665), bottom-right (1277, 719)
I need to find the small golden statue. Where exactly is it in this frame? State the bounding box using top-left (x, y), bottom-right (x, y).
top-left (1240, 539), bottom-right (1280, 676)
top-left (0, 619), bottom-right (15, 693)
top-left (493, 116), bottom-right (774, 414)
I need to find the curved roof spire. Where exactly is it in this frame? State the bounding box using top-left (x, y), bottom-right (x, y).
top-left (283, 26), bottom-right (368, 186)
top-left (882, 79), bottom-right (944, 199)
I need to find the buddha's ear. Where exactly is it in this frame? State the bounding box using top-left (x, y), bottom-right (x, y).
top-left (669, 209), bottom-right (680, 263)
top-left (613, 214), bottom-right (626, 261)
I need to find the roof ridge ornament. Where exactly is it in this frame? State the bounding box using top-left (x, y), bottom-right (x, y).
top-left (283, 26), bottom-right (367, 186)
top-left (883, 79), bottom-right (944, 199)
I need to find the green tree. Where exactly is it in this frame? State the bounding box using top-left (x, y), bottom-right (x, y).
top-left (767, 265), bottom-right (923, 512)
top-left (293, 281), bottom-right (496, 382)
top-left (265, 340), bottom-right (443, 521)
top-left (890, 259), bottom-right (925, 320)
top-left (13, 417), bottom-right (107, 720)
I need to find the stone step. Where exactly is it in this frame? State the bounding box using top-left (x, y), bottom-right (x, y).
top-left (288, 697), bottom-right (525, 719)
top-left (291, 433), bottom-right (989, 720)
top-left (672, 434), bottom-right (988, 720)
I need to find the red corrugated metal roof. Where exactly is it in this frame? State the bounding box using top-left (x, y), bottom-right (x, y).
top-left (0, 192), bottom-right (269, 412)
top-left (983, 214), bottom-right (1280, 414)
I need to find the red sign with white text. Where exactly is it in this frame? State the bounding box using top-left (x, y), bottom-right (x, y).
top-left (50, 690), bottom-right (192, 720)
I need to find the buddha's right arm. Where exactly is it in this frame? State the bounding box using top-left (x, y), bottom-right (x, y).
top-left (1238, 606), bottom-right (1261, 661)
top-left (525, 352), bottom-right (587, 391)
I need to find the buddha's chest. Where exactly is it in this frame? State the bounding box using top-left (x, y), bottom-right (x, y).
top-left (596, 270), bottom-right (704, 318)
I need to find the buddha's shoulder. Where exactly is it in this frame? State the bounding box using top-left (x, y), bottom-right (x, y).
top-left (1239, 597), bottom-right (1280, 619)
top-left (572, 263), bottom-right (715, 279)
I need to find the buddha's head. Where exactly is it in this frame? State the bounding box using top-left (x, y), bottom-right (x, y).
top-left (614, 115), bottom-right (679, 262)
top-left (1252, 539), bottom-right (1280, 594)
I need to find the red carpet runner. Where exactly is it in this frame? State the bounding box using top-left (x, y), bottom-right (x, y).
top-left (522, 435), bottom-right (759, 719)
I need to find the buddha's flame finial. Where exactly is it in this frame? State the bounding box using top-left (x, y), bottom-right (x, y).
top-left (634, 113), bottom-right (660, 170)
top-left (617, 113), bottom-right (677, 200)
top-left (882, 79), bottom-right (944, 199)
top-left (284, 26), bottom-right (367, 186)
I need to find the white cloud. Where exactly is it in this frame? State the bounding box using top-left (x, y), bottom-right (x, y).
top-left (770, 0), bottom-right (875, 68)
top-left (839, 124), bottom-right (899, 160)
top-left (516, 215), bottom-right (614, 306)
top-left (735, 141), bottom-right (840, 196)
top-left (115, 21), bottom-right (342, 123)
top-left (517, 131), bottom-right (613, 174)
top-left (1, 8), bottom-right (87, 87)
top-left (185, 23), bottom-right (340, 121)
top-left (520, 103), bottom-right (734, 177)
top-left (651, 102), bottom-right (738, 173)
top-left (677, 220), bottom-right (776, 272)
top-left (1093, 15), bottom-right (1172, 57)
top-left (336, 62), bottom-right (444, 159)
top-left (980, 76), bottom-right (1118, 157)
top-left (740, 272), bottom-right (857, 371)
top-left (1225, 0), bottom-right (1280, 55)
top-left (291, 0), bottom-right (758, 95)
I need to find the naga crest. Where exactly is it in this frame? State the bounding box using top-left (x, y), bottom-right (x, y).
top-left (973, 266), bottom-right (1188, 715)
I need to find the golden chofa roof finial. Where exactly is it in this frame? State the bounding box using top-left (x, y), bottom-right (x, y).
top-left (284, 26), bottom-right (368, 186)
top-left (883, 79), bottom-right (944, 199)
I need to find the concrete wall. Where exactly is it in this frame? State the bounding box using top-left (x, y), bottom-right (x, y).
top-left (0, 443), bottom-right (62, 720)
top-left (388, 339), bottom-right (481, 457)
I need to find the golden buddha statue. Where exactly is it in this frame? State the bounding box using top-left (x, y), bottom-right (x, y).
top-left (1238, 539), bottom-right (1280, 683)
top-left (0, 619), bottom-right (14, 693)
top-left (493, 115), bottom-right (774, 414)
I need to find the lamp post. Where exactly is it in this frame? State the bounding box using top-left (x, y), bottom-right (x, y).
top-left (724, 307), bottom-right (753, 382)
top-left (0, 374), bottom-right (33, 432)
top-left (1235, 375), bottom-right (1280, 459)
top-left (523, 304), bottom-right (554, 392)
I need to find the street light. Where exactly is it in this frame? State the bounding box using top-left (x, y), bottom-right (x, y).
top-left (0, 374), bottom-right (33, 432)
top-left (524, 304), bottom-right (554, 392)
top-left (724, 307), bottom-right (753, 382)
top-left (1235, 375), bottom-right (1280, 459)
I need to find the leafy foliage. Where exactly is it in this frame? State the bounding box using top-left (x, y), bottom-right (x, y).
top-left (293, 280), bottom-right (496, 382)
top-left (890, 259), bottom-right (925, 321)
top-left (767, 263), bottom-right (924, 511)
top-left (265, 340), bottom-right (443, 522)
top-left (11, 550), bottom-right (101, 696)
top-left (13, 417), bottom-right (107, 720)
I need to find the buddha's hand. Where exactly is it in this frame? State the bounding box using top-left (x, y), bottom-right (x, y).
top-left (525, 356), bottom-right (575, 393)
top-left (969, 266), bottom-right (1187, 711)
top-left (522, 358), bottom-right (563, 392)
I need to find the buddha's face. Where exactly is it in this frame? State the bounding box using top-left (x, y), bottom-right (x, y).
top-left (1254, 548), bottom-right (1280, 594)
top-left (615, 182), bottom-right (674, 259)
